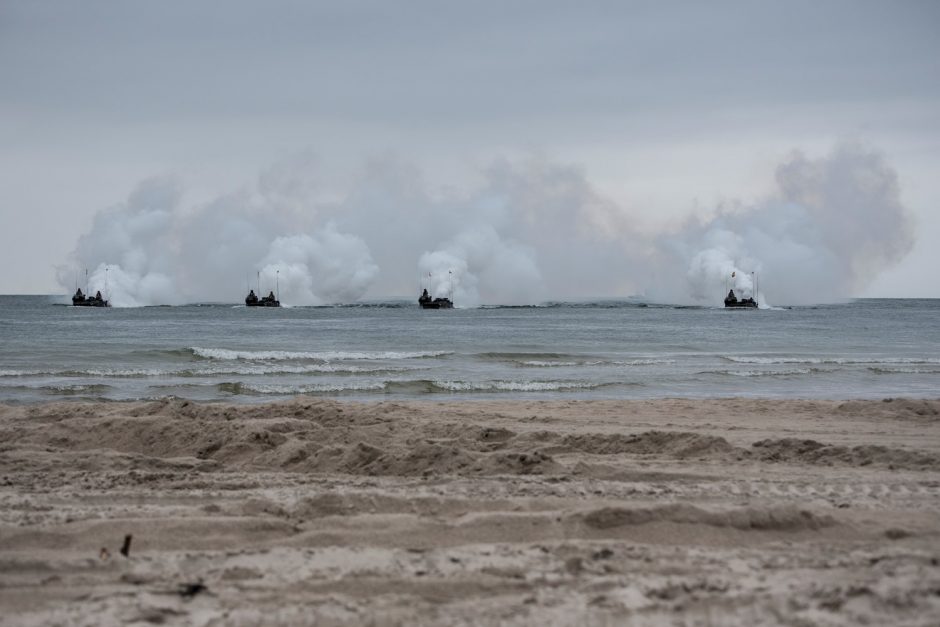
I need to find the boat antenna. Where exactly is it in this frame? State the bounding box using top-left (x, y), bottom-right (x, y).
top-left (276, 269), bottom-right (280, 302)
top-left (105, 266), bottom-right (110, 301)
top-left (449, 270), bottom-right (454, 299)
top-left (85, 268), bottom-right (88, 294)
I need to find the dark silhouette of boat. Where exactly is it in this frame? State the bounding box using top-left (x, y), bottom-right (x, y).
top-left (724, 289), bottom-right (757, 308)
top-left (418, 288), bottom-right (453, 309)
top-left (72, 288), bottom-right (109, 307)
top-left (245, 289), bottom-right (280, 307)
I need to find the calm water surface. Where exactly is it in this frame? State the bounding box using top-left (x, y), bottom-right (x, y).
top-left (0, 296), bottom-right (937, 403)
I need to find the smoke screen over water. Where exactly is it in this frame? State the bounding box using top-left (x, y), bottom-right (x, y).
top-left (58, 143), bottom-right (914, 307)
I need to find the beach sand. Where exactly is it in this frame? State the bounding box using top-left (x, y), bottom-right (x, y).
top-left (1, 397), bottom-right (938, 626)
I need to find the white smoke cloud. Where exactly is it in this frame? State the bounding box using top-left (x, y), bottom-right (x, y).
top-left (688, 244), bottom-right (755, 297)
top-left (398, 158), bottom-right (639, 305)
top-left (418, 226), bottom-right (543, 307)
top-left (81, 263), bottom-right (175, 308)
top-left (59, 164), bottom-right (378, 306)
top-left (61, 143), bottom-right (914, 307)
top-left (258, 228), bottom-right (378, 305)
top-left (652, 143), bottom-right (915, 305)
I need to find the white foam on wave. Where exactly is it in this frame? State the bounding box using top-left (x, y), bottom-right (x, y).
top-left (190, 347), bottom-right (451, 361)
top-left (868, 366), bottom-right (940, 375)
top-left (1, 367), bottom-right (172, 378)
top-left (432, 380), bottom-right (602, 392)
top-left (200, 363), bottom-right (407, 375)
top-left (520, 358), bottom-right (675, 368)
top-left (723, 356), bottom-right (940, 366)
top-left (14, 363), bottom-right (410, 378)
top-left (0, 369), bottom-right (46, 377)
top-left (228, 381), bottom-right (388, 394)
top-left (611, 359), bottom-right (677, 366)
top-left (713, 368), bottom-right (814, 378)
top-left (42, 383), bottom-right (110, 392)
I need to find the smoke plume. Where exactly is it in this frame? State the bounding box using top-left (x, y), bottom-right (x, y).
top-left (59, 167), bottom-right (378, 306)
top-left (651, 143), bottom-right (915, 305)
top-left (60, 143), bottom-right (914, 306)
top-left (418, 226), bottom-right (543, 307)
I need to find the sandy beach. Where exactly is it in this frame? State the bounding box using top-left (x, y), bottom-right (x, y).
top-left (1, 397), bottom-right (938, 625)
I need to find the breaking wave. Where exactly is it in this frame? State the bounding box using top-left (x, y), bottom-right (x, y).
top-left (707, 368), bottom-right (816, 378)
top-left (476, 352), bottom-right (675, 368)
top-left (42, 384), bottom-right (113, 395)
top-left (723, 356), bottom-right (940, 365)
top-left (218, 381), bottom-right (388, 395)
top-left (214, 378), bottom-right (614, 396)
top-left (2, 367), bottom-right (182, 378)
top-left (611, 359), bottom-right (677, 366)
top-left (868, 367), bottom-right (940, 375)
top-left (189, 347), bottom-right (452, 361)
top-left (0, 369), bottom-right (48, 377)
top-left (519, 358), bottom-right (676, 367)
top-left (475, 351), bottom-right (585, 362)
top-left (0, 383), bottom-right (114, 396)
top-left (430, 380), bottom-right (610, 392)
top-left (1, 364), bottom-right (410, 378)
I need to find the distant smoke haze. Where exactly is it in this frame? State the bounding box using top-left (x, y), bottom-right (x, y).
top-left (60, 143), bottom-right (914, 306)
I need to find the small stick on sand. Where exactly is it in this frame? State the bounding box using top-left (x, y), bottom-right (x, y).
top-left (119, 534), bottom-right (133, 557)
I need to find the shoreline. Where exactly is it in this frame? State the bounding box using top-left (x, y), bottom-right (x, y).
top-left (5, 390), bottom-right (940, 406)
top-left (2, 397), bottom-right (939, 625)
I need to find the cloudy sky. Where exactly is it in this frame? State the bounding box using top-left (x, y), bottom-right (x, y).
top-left (1, 0), bottom-right (938, 300)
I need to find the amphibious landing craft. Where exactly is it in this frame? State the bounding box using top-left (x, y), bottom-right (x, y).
top-left (71, 268), bottom-right (110, 307)
top-left (723, 289), bottom-right (757, 308)
top-left (723, 271), bottom-right (759, 308)
top-left (418, 270), bottom-right (455, 309)
top-left (245, 270), bottom-right (280, 307)
top-left (418, 288), bottom-right (454, 309)
top-left (245, 290), bottom-right (280, 307)
top-left (71, 288), bottom-right (110, 307)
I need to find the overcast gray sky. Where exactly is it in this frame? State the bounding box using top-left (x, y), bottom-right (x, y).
top-left (1, 0), bottom-right (938, 297)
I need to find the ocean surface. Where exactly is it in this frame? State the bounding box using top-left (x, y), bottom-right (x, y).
top-left (0, 295), bottom-right (937, 403)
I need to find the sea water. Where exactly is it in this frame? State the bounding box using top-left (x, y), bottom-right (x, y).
top-left (0, 296), bottom-right (937, 403)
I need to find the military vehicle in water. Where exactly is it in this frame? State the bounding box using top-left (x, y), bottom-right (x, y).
top-left (418, 288), bottom-right (453, 309)
top-left (245, 290), bottom-right (280, 307)
top-left (724, 289), bottom-right (758, 308)
top-left (72, 288), bottom-right (110, 307)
